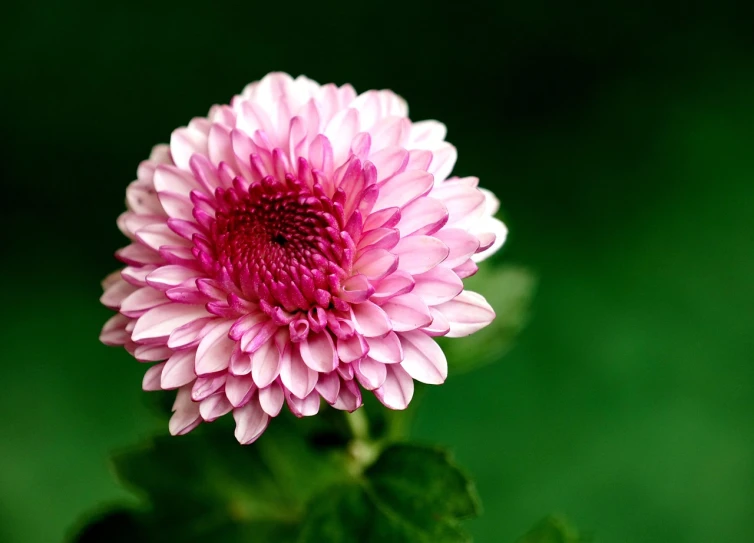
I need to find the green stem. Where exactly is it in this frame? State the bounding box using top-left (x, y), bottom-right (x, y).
top-left (345, 408), bottom-right (379, 476)
top-left (345, 407), bottom-right (370, 441)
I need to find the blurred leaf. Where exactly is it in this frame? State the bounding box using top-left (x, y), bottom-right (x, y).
top-left (72, 508), bottom-right (149, 543)
top-left (297, 484), bottom-right (373, 542)
top-left (440, 265), bottom-right (536, 373)
top-left (70, 412), bottom-right (359, 541)
top-left (299, 444), bottom-right (480, 542)
top-left (516, 515), bottom-right (582, 543)
top-left (366, 443), bottom-right (481, 526)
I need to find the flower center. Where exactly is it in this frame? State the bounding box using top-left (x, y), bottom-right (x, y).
top-left (211, 176), bottom-right (352, 313)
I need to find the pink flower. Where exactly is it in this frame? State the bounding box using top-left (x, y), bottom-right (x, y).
top-left (100, 73), bottom-right (507, 444)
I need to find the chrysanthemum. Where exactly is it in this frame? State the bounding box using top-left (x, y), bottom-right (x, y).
top-left (100, 72), bottom-right (507, 444)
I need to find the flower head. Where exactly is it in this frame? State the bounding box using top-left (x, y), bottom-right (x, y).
top-left (100, 73), bottom-right (507, 444)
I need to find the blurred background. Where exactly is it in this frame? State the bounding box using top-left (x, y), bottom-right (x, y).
top-left (2, 1), bottom-right (754, 541)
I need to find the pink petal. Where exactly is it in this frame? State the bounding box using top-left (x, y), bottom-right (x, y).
top-left (396, 197), bottom-right (448, 237)
top-left (167, 316), bottom-right (214, 349)
top-left (136, 223), bottom-right (190, 252)
top-left (352, 248), bottom-right (398, 281)
top-left (421, 307), bottom-right (451, 337)
top-left (393, 235), bottom-right (449, 274)
top-left (374, 364), bottom-right (414, 410)
top-left (132, 304), bottom-right (211, 343)
top-left (194, 320), bottom-right (234, 375)
top-left (433, 229), bottom-right (480, 269)
top-left (121, 265), bottom-right (157, 287)
top-left (336, 333), bottom-right (369, 363)
top-left (251, 338), bottom-right (282, 387)
top-left (379, 293), bottom-right (432, 332)
top-left (100, 279), bottom-right (137, 309)
top-left (286, 391), bottom-right (321, 418)
top-left (365, 331), bottom-right (403, 364)
top-left (133, 343), bottom-right (173, 362)
top-left (100, 313), bottom-right (130, 345)
top-left (142, 362), bottom-right (166, 391)
top-left (158, 191), bottom-right (194, 221)
top-left (233, 400), bottom-right (270, 444)
top-left (240, 321), bottom-right (278, 354)
top-left (339, 274), bottom-right (374, 303)
top-left (315, 371), bottom-right (340, 404)
top-left (370, 271), bottom-right (415, 303)
top-left (355, 357), bottom-right (387, 390)
top-left (208, 123), bottom-right (235, 167)
top-left (369, 147), bottom-right (408, 182)
top-left (409, 120), bottom-right (447, 146)
top-left (120, 287), bottom-right (169, 318)
top-left (146, 265), bottom-right (202, 290)
top-left (472, 218), bottom-right (508, 262)
top-left (229, 349), bottom-right (253, 376)
top-left (356, 228), bottom-right (400, 253)
top-left (412, 266), bottom-right (464, 306)
top-left (153, 164), bottom-right (200, 198)
top-left (446, 255), bottom-right (475, 275)
top-left (161, 350), bottom-right (197, 389)
top-left (431, 181), bottom-right (485, 226)
top-left (373, 171), bottom-right (433, 212)
top-left (200, 394), bottom-right (233, 421)
top-left (324, 108), bottom-right (360, 164)
top-left (427, 143), bottom-right (457, 183)
top-left (225, 374), bottom-right (256, 407)
top-left (398, 330), bottom-right (447, 384)
top-left (116, 243), bottom-right (162, 266)
top-left (371, 116), bottom-right (410, 149)
top-left (299, 331), bottom-right (338, 372)
top-left (259, 381), bottom-right (285, 416)
top-left (363, 207), bottom-right (401, 231)
top-left (332, 379), bottom-right (362, 411)
top-left (350, 301), bottom-right (392, 337)
top-left (229, 313), bottom-right (268, 341)
top-left (170, 127), bottom-right (208, 172)
top-left (435, 290), bottom-right (496, 337)
top-left (280, 345), bottom-right (318, 399)
top-left (406, 149), bottom-right (433, 171)
top-left (169, 387), bottom-right (202, 436)
top-left (191, 374), bottom-right (226, 402)
top-left (308, 134), bottom-right (334, 179)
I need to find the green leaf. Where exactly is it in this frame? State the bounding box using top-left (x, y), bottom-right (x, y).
top-left (299, 444), bottom-right (481, 543)
top-left (516, 515), bottom-right (582, 543)
top-left (297, 484), bottom-right (373, 543)
top-left (440, 265), bottom-right (536, 373)
top-left (366, 444), bottom-right (480, 524)
top-left (101, 412), bottom-right (354, 541)
top-left (111, 424), bottom-right (290, 524)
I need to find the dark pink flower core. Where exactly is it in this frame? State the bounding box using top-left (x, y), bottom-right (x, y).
top-left (207, 175), bottom-right (353, 315)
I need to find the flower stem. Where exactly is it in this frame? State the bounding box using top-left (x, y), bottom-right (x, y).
top-left (345, 407), bottom-right (370, 441)
top-left (345, 408), bottom-right (378, 476)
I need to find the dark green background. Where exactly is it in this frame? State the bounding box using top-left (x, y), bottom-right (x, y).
top-left (2, 2), bottom-right (753, 542)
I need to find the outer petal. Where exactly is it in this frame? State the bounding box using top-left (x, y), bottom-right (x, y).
top-left (280, 345), bottom-right (318, 399)
top-left (435, 290), bottom-right (496, 337)
top-left (374, 364), bottom-right (414, 410)
top-left (132, 304), bottom-right (211, 343)
top-left (259, 381), bottom-right (285, 416)
top-left (300, 331), bottom-right (338, 372)
top-left (398, 330), bottom-right (447, 384)
top-left (169, 387), bottom-right (202, 436)
top-left (233, 399), bottom-right (270, 444)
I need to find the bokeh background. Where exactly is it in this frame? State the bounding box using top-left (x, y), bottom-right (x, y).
top-left (2, 1), bottom-right (754, 541)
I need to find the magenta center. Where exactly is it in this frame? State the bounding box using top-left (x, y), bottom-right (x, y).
top-left (210, 179), bottom-right (351, 313)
